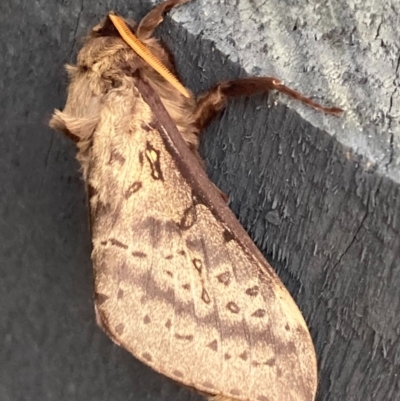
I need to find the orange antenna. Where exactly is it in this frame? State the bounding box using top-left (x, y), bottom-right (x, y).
top-left (109, 13), bottom-right (191, 98)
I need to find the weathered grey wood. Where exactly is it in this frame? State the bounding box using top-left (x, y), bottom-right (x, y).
top-left (1, 0), bottom-right (399, 401)
top-left (171, 0), bottom-right (400, 181)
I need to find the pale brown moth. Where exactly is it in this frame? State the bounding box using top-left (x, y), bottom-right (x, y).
top-left (49, 1), bottom-right (343, 400)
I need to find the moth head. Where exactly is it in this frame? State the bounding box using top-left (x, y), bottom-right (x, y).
top-left (76, 14), bottom-right (143, 84)
top-left (49, 13), bottom-right (172, 142)
top-left (49, 15), bottom-right (140, 142)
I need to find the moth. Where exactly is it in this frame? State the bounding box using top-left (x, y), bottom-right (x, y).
top-left (49, 1), bottom-right (342, 400)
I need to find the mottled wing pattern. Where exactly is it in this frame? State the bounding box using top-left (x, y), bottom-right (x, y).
top-left (89, 81), bottom-right (317, 401)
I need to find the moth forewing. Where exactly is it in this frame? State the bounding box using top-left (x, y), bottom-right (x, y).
top-left (87, 79), bottom-right (316, 401)
top-left (49, 1), bottom-right (343, 400)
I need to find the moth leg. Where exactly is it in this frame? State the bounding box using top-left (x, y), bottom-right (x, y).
top-left (193, 77), bottom-right (343, 132)
top-left (137, 0), bottom-right (191, 39)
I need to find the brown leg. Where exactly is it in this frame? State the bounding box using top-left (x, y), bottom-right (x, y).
top-left (193, 77), bottom-right (343, 132)
top-left (137, 0), bottom-right (191, 39)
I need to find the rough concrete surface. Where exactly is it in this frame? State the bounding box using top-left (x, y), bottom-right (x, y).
top-left (1, 0), bottom-right (399, 401)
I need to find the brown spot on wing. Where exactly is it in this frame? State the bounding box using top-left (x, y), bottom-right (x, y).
top-left (217, 271), bottom-right (231, 286)
top-left (125, 181), bottom-right (142, 199)
top-left (192, 258), bottom-right (202, 273)
top-left (143, 315), bottom-right (151, 324)
top-left (224, 353), bottom-right (231, 360)
top-left (132, 251), bottom-right (147, 258)
top-left (115, 323), bottom-right (124, 335)
top-left (230, 389), bottom-right (241, 396)
top-left (165, 319), bottom-right (172, 329)
top-left (139, 151), bottom-right (144, 166)
top-left (201, 289), bottom-right (211, 304)
top-left (117, 289), bottom-right (124, 299)
top-left (182, 283), bottom-right (190, 290)
top-left (175, 333), bottom-right (194, 341)
top-left (207, 340), bottom-right (218, 351)
top-left (226, 302), bottom-right (240, 314)
top-left (246, 286), bottom-right (259, 296)
top-left (257, 396), bottom-right (269, 401)
top-left (142, 352), bottom-right (153, 362)
top-left (265, 357), bottom-right (276, 366)
top-left (173, 370), bottom-right (184, 378)
top-left (252, 309), bottom-right (266, 318)
top-left (145, 141), bottom-right (164, 181)
top-left (109, 238), bottom-right (128, 249)
top-left (239, 351), bottom-right (248, 361)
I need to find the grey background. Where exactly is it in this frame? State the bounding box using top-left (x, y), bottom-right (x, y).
top-left (1, 0), bottom-right (399, 401)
